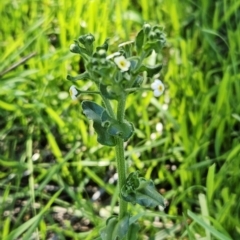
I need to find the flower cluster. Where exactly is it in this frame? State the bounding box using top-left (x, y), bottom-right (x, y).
top-left (68, 24), bottom-right (166, 100)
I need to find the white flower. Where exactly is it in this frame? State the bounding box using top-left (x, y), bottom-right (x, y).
top-left (151, 79), bottom-right (165, 97)
top-left (69, 85), bottom-right (78, 100)
top-left (114, 55), bottom-right (131, 72)
top-left (106, 51), bottom-right (121, 60)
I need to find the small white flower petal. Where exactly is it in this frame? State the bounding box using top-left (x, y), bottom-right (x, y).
top-left (69, 85), bottom-right (78, 100)
top-left (153, 89), bottom-right (161, 97)
top-left (151, 79), bottom-right (165, 97)
top-left (114, 55), bottom-right (131, 72)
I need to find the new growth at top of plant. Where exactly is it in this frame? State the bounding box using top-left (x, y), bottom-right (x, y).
top-left (67, 24), bottom-right (166, 240)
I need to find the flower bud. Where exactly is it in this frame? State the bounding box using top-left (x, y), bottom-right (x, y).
top-left (148, 32), bottom-right (157, 41)
top-left (78, 35), bottom-right (85, 45)
top-left (143, 23), bottom-right (151, 35)
top-left (90, 58), bottom-right (98, 66)
top-left (85, 34), bottom-right (95, 44)
top-left (69, 43), bottom-right (80, 53)
top-left (97, 49), bottom-right (107, 58)
top-left (154, 29), bottom-right (162, 38)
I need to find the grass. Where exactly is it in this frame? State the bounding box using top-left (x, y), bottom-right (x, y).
top-left (0, 0), bottom-right (240, 239)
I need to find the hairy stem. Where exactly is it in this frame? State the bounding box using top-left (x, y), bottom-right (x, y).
top-left (115, 94), bottom-right (128, 220)
top-left (115, 137), bottom-right (128, 219)
top-left (101, 95), bottom-right (115, 118)
top-left (102, 93), bottom-right (128, 238)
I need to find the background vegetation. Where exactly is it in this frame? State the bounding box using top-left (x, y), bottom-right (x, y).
top-left (0, 0), bottom-right (239, 239)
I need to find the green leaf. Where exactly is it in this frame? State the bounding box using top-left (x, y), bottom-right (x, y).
top-left (72, 40), bottom-right (89, 56)
top-left (100, 215), bottom-right (129, 240)
top-left (6, 189), bottom-right (63, 240)
top-left (143, 39), bottom-right (164, 53)
top-left (101, 111), bottom-right (134, 141)
top-left (187, 210), bottom-right (232, 240)
top-left (66, 71), bottom-right (90, 81)
top-left (82, 101), bottom-right (133, 143)
top-left (92, 121), bottom-right (116, 147)
top-left (135, 29), bottom-right (144, 53)
top-left (129, 57), bottom-right (140, 72)
top-left (82, 101), bottom-right (104, 121)
top-left (107, 121), bottom-right (134, 141)
top-left (136, 63), bottom-right (162, 77)
top-left (121, 172), bottom-right (166, 208)
top-left (132, 75), bottom-right (143, 89)
top-left (82, 101), bottom-right (116, 146)
top-left (127, 223), bottom-right (139, 240)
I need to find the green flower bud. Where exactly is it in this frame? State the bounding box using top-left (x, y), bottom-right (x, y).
top-left (148, 32), bottom-right (157, 41)
top-left (98, 49), bottom-right (107, 58)
top-left (100, 58), bottom-right (108, 65)
top-left (154, 29), bottom-right (162, 37)
top-left (78, 33), bottom-right (95, 46)
top-left (85, 34), bottom-right (95, 44)
top-left (69, 43), bottom-right (81, 53)
top-left (78, 35), bottom-right (85, 45)
top-left (143, 23), bottom-right (151, 35)
top-left (90, 58), bottom-right (98, 66)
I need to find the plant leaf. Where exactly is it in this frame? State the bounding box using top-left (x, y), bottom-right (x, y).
top-left (66, 71), bottom-right (90, 81)
top-left (135, 29), bottom-right (144, 53)
top-left (127, 223), bottom-right (139, 240)
top-left (82, 101), bottom-right (116, 146)
top-left (143, 39), bottom-right (164, 53)
top-left (121, 172), bottom-right (166, 208)
top-left (136, 63), bottom-right (162, 77)
top-left (100, 215), bottom-right (129, 240)
top-left (101, 111), bottom-right (134, 141)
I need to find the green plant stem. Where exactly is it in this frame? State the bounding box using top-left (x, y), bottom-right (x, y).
top-left (101, 95), bottom-right (115, 118)
top-left (102, 93), bottom-right (128, 238)
top-left (115, 137), bottom-right (128, 219)
top-left (117, 94), bottom-right (126, 121)
top-left (115, 94), bottom-right (128, 220)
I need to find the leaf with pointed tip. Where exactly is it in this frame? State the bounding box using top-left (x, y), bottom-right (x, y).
top-left (72, 40), bottom-right (89, 56)
top-left (136, 64), bottom-right (162, 77)
top-left (66, 71), bottom-right (90, 81)
top-left (81, 101), bottom-right (116, 146)
top-left (135, 29), bottom-right (144, 53)
top-left (121, 172), bottom-right (166, 208)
